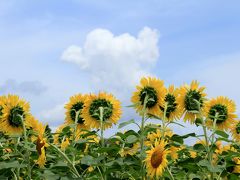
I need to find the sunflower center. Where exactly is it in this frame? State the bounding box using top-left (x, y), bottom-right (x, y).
top-left (89, 99), bottom-right (113, 121)
top-left (208, 104), bottom-right (228, 123)
top-left (160, 94), bottom-right (177, 118)
top-left (139, 87), bottom-right (158, 108)
top-left (8, 106), bottom-right (25, 127)
top-left (70, 102), bottom-right (84, 124)
top-left (236, 122), bottom-right (240, 134)
top-left (184, 90), bottom-right (203, 111)
top-left (36, 137), bottom-right (45, 155)
top-left (151, 148), bottom-right (163, 168)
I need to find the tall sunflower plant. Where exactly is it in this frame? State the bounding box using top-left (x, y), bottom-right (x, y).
top-left (0, 76), bottom-right (240, 179)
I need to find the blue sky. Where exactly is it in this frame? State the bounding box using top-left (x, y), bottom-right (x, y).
top-left (1, 0), bottom-right (240, 136)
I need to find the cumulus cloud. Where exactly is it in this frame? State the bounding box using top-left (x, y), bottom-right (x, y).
top-left (61, 27), bottom-right (160, 97)
top-left (0, 79), bottom-right (47, 95)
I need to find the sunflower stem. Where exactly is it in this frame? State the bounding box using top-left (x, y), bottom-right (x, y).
top-left (166, 166), bottom-right (175, 180)
top-left (50, 144), bottom-right (81, 178)
top-left (140, 95), bottom-right (148, 180)
top-left (199, 111), bottom-right (216, 180)
top-left (161, 102), bottom-right (168, 139)
top-left (99, 106), bottom-right (107, 180)
top-left (20, 115), bottom-right (31, 179)
top-left (73, 110), bottom-right (81, 146)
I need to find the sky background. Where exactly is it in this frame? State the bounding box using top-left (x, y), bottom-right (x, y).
top-left (1, 0), bottom-right (240, 139)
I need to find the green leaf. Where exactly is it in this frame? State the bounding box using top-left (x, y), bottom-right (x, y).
top-left (170, 135), bottom-right (184, 144)
top-left (118, 119), bottom-right (135, 129)
top-left (0, 161), bottom-right (26, 169)
top-left (197, 159), bottom-right (209, 167)
top-left (126, 135), bottom-right (138, 144)
top-left (215, 130), bottom-right (229, 139)
top-left (169, 121), bottom-right (185, 127)
top-left (181, 133), bottom-right (196, 139)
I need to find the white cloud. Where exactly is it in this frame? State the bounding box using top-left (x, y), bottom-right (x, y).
top-left (38, 104), bottom-right (65, 125)
top-left (61, 27), bottom-right (160, 98)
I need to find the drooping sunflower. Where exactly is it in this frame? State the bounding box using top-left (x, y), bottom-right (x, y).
top-left (0, 94), bottom-right (32, 135)
top-left (65, 94), bottom-right (89, 130)
top-left (230, 120), bottom-right (240, 142)
top-left (131, 77), bottom-right (166, 116)
top-left (178, 80), bottom-right (206, 124)
top-left (159, 85), bottom-right (182, 121)
top-left (82, 92), bottom-right (122, 130)
top-left (145, 140), bottom-right (170, 178)
top-left (33, 120), bottom-right (49, 168)
top-left (204, 96), bottom-right (237, 131)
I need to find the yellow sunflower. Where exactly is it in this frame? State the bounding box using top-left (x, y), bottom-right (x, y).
top-left (65, 94), bottom-right (89, 130)
top-left (189, 150), bottom-right (197, 158)
top-left (233, 157), bottom-right (240, 174)
top-left (119, 143), bottom-right (140, 157)
top-left (0, 94), bottom-right (33, 135)
top-left (169, 146), bottom-right (181, 161)
top-left (0, 95), bottom-right (7, 119)
top-left (178, 80), bottom-right (206, 124)
top-left (82, 92), bottom-right (122, 130)
top-left (53, 124), bottom-right (68, 145)
top-left (204, 96), bottom-right (237, 131)
top-left (34, 120), bottom-right (49, 168)
top-left (230, 120), bottom-right (240, 142)
top-left (145, 140), bottom-right (170, 178)
top-left (131, 77), bottom-right (166, 116)
top-left (159, 85), bottom-right (182, 121)
top-left (145, 128), bottom-right (173, 146)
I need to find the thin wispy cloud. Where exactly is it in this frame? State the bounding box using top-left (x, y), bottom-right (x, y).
top-left (0, 79), bottom-right (47, 95)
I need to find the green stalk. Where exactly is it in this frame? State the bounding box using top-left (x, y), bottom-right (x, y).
top-left (161, 102), bottom-right (168, 138)
top-left (20, 115), bottom-right (31, 179)
top-left (200, 112), bottom-right (219, 180)
top-left (166, 166), bottom-right (174, 180)
top-left (99, 106), bottom-right (106, 180)
top-left (50, 144), bottom-right (81, 178)
top-left (162, 102), bottom-right (175, 180)
top-left (140, 95), bottom-right (148, 180)
top-left (73, 110), bottom-right (81, 143)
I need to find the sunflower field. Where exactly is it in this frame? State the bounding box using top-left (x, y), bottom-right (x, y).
top-left (0, 76), bottom-right (240, 180)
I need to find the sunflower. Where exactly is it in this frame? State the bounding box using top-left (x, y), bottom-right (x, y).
top-left (145, 140), bottom-right (170, 178)
top-left (189, 150), bottom-right (197, 158)
top-left (131, 77), bottom-right (166, 116)
top-left (0, 96), bottom-right (7, 119)
top-left (204, 96), bottom-right (237, 131)
top-left (145, 128), bottom-right (173, 146)
top-left (82, 92), bottom-right (122, 130)
top-left (230, 120), bottom-right (240, 141)
top-left (169, 146), bottom-right (181, 161)
top-left (178, 81), bottom-right (206, 124)
top-left (0, 94), bottom-right (33, 135)
top-left (65, 94), bottom-right (89, 130)
top-left (119, 143), bottom-right (140, 157)
top-left (34, 120), bottom-right (49, 168)
top-left (53, 124), bottom-right (68, 145)
top-left (159, 85), bottom-right (182, 121)
top-left (233, 157), bottom-right (240, 174)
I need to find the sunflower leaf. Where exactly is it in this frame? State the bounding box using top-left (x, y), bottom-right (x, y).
top-left (126, 135), bottom-right (138, 144)
top-left (215, 130), bottom-right (229, 139)
top-left (118, 119), bottom-right (135, 129)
